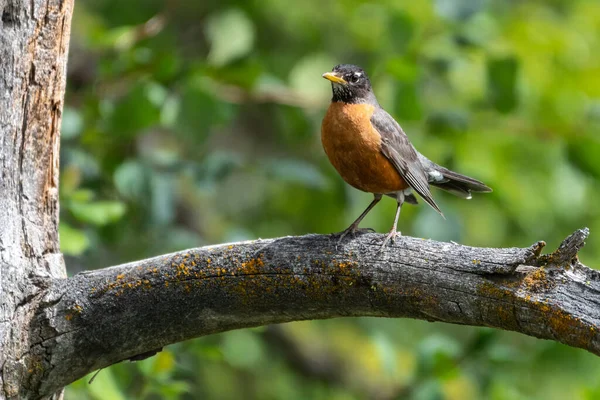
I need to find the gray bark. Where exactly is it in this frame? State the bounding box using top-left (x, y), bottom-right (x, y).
top-left (0, 0), bottom-right (72, 399)
top-left (1, 1), bottom-right (600, 400)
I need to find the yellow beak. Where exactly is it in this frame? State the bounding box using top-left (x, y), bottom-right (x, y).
top-left (322, 72), bottom-right (347, 84)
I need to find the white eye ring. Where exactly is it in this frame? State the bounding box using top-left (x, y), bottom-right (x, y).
top-left (350, 72), bottom-right (361, 83)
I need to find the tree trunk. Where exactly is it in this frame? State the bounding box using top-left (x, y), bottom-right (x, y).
top-left (1, 2), bottom-right (599, 400)
top-left (0, 0), bottom-right (73, 399)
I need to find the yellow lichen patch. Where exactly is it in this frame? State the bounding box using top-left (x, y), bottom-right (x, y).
top-left (239, 256), bottom-right (265, 275)
top-left (65, 304), bottom-right (84, 321)
top-left (116, 274), bottom-right (125, 280)
top-left (495, 304), bottom-right (520, 329)
top-left (478, 281), bottom-right (598, 349)
top-left (329, 260), bottom-right (359, 275)
top-left (530, 301), bottom-right (596, 349)
top-left (478, 282), bottom-right (513, 300)
top-left (521, 268), bottom-right (554, 293)
top-left (334, 261), bottom-right (352, 270)
top-left (472, 259), bottom-right (481, 265)
top-left (175, 262), bottom-right (191, 278)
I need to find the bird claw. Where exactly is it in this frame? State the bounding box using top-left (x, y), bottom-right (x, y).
top-left (332, 227), bottom-right (375, 249)
top-left (376, 230), bottom-right (401, 253)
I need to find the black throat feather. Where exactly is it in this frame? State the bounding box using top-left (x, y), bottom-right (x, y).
top-left (331, 84), bottom-right (378, 105)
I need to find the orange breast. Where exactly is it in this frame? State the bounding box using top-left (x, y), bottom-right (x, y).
top-left (321, 102), bottom-right (408, 194)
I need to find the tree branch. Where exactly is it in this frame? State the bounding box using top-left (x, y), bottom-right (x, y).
top-left (27, 228), bottom-right (598, 398)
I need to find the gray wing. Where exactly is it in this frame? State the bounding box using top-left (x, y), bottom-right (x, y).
top-left (370, 108), bottom-right (443, 216)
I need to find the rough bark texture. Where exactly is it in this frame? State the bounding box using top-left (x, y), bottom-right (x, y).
top-left (0, 0), bottom-right (72, 399)
top-left (29, 229), bottom-right (597, 398)
top-left (1, 1), bottom-right (600, 400)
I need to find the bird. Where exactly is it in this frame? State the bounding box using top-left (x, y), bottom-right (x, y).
top-left (321, 64), bottom-right (492, 249)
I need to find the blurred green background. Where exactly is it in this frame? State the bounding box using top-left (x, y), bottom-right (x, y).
top-left (61, 0), bottom-right (600, 398)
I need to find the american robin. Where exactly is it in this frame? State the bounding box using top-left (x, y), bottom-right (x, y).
top-left (321, 64), bottom-right (492, 248)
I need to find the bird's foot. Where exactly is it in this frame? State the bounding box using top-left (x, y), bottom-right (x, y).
top-left (377, 229), bottom-right (402, 253)
top-left (333, 226), bottom-right (375, 249)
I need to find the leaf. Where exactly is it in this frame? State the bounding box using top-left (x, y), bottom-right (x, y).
top-left (70, 201), bottom-right (127, 226)
top-left (568, 135), bottom-right (600, 178)
top-left (372, 332), bottom-right (398, 376)
top-left (206, 8), bottom-right (255, 66)
top-left (70, 189), bottom-right (95, 203)
top-left (413, 379), bottom-right (445, 400)
top-left (150, 173), bottom-right (175, 225)
top-left (388, 11), bottom-right (415, 53)
top-left (394, 81), bottom-right (423, 121)
top-left (86, 368), bottom-right (126, 400)
top-left (61, 107), bottom-right (84, 140)
top-left (157, 381), bottom-right (192, 397)
top-left (114, 160), bottom-right (149, 200)
top-left (487, 57), bottom-right (519, 113)
top-left (416, 334), bottom-right (462, 378)
top-left (59, 223), bottom-right (90, 256)
top-left (61, 148), bottom-right (101, 179)
top-left (107, 82), bottom-right (161, 137)
top-left (434, 0), bottom-right (489, 21)
top-left (221, 330), bottom-right (264, 369)
top-left (288, 53), bottom-right (336, 103)
top-left (197, 151), bottom-right (243, 188)
top-left (152, 351), bottom-right (175, 374)
top-left (175, 83), bottom-right (236, 141)
top-left (264, 159), bottom-right (329, 189)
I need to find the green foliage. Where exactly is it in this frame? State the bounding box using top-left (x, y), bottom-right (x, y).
top-left (62, 0), bottom-right (600, 398)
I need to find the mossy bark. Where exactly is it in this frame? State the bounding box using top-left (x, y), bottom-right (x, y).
top-left (34, 229), bottom-right (598, 397)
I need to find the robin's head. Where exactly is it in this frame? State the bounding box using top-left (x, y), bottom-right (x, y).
top-left (322, 64), bottom-right (377, 104)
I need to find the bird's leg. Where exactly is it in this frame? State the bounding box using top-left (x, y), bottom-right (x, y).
top-left (336, 194), bottom-right (382, 245)
top-left (379, 198), bottom-right (403, 251)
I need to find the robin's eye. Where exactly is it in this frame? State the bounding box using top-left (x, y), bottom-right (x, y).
top-left (349, 73), bottom-right (361, 83)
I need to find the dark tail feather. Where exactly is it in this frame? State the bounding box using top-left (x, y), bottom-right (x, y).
top-left (417, 152), bottom-right (492, 199)
top-left (429, 166), bottom-right (492, 199)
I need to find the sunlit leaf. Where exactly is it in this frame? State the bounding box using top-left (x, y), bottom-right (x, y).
top-left (86, 368), bottom-right (126, 400)
top-left (59, 223), bottom-right (90, 256)
top-left (70, 189), bottom-right (95, 203)
top-left (206, 8), bottom-right (255, 66)
top-left (288, 53), bottom-right (336, 103)
top-left (70, 201), bottom-right (127, 226)
top-left (152, 350), bottom-right (175, 374)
